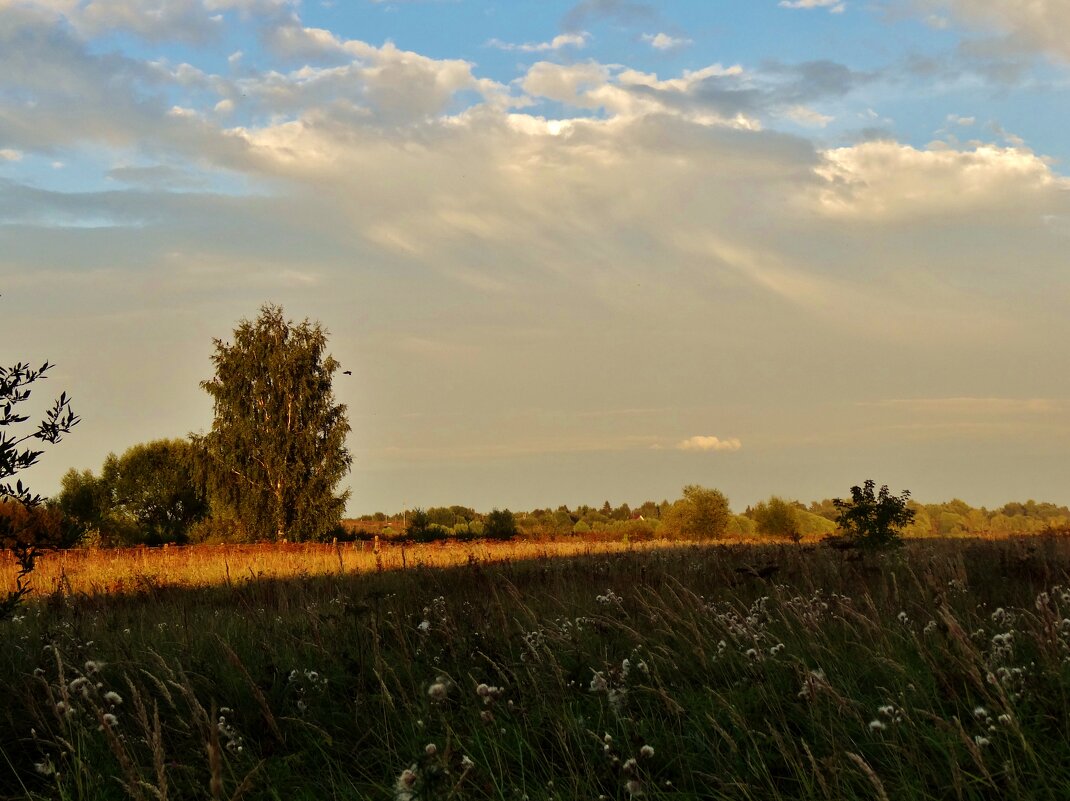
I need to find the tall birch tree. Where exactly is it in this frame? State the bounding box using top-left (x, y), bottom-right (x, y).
top-left (197, 305), bottom-right (351, 541)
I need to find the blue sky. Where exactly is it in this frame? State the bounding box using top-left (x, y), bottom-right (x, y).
top-left (3, 0), bottom-right (1070, 513)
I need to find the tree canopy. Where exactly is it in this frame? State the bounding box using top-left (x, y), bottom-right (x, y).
top-left (196, 305), bottom-right (351, 542)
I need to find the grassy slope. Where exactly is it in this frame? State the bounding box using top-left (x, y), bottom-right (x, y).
top-left (1, 537), bottom-right (1069, 800)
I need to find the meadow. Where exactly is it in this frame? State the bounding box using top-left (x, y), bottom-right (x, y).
top-left (2, 535), bottom-right (1069, 800)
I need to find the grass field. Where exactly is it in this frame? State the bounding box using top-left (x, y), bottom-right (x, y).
top-left (2, 535), bottom-right (1070, 800)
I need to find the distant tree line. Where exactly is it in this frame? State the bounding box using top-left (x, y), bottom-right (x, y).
top-left (343, 487), bottom-right (1069, 546)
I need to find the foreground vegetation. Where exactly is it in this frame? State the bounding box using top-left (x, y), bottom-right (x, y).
top-left (3, 536), bottom-right (1070, 800)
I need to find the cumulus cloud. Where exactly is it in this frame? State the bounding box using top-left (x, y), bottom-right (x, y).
top-left (0, 148), bottom-right (22, 160)
top-left (814, 141), bottom-right (1068, 221)
top-left (641, 32), bottom-right (692, 51)
top-left (486, 33), bottom-right (588, 52)
top-left (676, 436), bottom-right (743, 452)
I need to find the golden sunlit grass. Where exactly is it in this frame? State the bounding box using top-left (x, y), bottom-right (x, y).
top-left (0, 538), bottom-right (703, 596)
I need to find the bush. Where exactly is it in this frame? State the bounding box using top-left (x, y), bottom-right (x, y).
top-left (833, 480), bottom-right (916, 550)
top-left (661, 485), bottom-right (732, 540)
top-left (752, 496), bottom-right (800, 541)
top-left (484, 509), bottom-right (518, 541)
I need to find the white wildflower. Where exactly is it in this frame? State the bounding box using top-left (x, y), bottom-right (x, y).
top-left (869, 719), bottom-right (886, 732)
top-left (640, 745), bottom-right (654, 758)
top-left (394, 766), bottom-right (419, 801)
top-left (103, 691), bottom-right (123, 706)
top-left (418, 620), bottom-right (431, 633)
top-left (425, 743), bottom-right (437, 756)
top-left (974, 735), bottom-right (990, 747)
top-left (589, 671), bottom-right (608, 693)
top-left (428, 679), bottom-right (449, 702)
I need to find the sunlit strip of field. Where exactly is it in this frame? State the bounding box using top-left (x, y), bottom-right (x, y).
top-left (0, 538), bottom-right (712, 596)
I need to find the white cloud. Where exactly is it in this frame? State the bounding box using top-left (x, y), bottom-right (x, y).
top-left (641, 32), bottom-right (692, 50)
top-left (486, 32), bottom-right (588, 52)
top-left (911, 0), bottom-right (1070, 61)
top-left (814, 140), bottom-right (1068, 222)
top-left (0, 148), bottom-right (22, 161)
top-left (676, 436), bottom-right (743, 452)
top-left (3, 0), bottom-right (298, 43)
top-left (779, 0), bottom-right (846, 12)
top-left (783, 105), bottom-right (833, 127)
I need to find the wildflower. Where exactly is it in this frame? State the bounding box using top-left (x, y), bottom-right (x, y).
top-left (973, 706), bottom-right (989, 720)
top-left (84, 660), bottom-right (103, 675)
top-left (998, 714), bottom-right (1012, 725)
top-left (589, 671), bottom-right (608, 693)
top-left (100, 713), bottom-right (119, 729)
top-left (622, 758), bottom-right (637, 773)
top-left (868, 719), bottom-right (886, 732)
top-left (425, 743), bottom-right (437, 756)
top-left (624, 779), bottom-right (644, 797)
top-left (34, 760), bottom-right (55, 777)
top-left (104, 691), bottom-right (123, 706)
top-left (636, 661), bottom-right (649, 675)
top-left (640, 745), bottom-right (654, 758)
top-left (745, 648), bottom-right (759, 661)
top-left (428, 681), bottom-right (448, 702)
top-left (394, 766), bottom-right (419, 801)
top-left (878, 705), bottom-right (895, 717)
top-left (897, 611), bottom-right (909, 624)
top-left (974, 736), bottom-right (990, 747)
top-left (418, 620), bottom-right (431, 633)
top-left (69, 677), bottom-right (90, 694)
top-left (460, 755), bottom-right (474, 770)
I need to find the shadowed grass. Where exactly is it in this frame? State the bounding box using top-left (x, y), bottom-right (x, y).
top-left (1, 536), bottom-right (1069, 800)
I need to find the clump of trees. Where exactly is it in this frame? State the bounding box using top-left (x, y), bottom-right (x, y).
top-left (58, 439), bottom-right (208, 546)
top-left (57, 305), bottom-right (353, 545)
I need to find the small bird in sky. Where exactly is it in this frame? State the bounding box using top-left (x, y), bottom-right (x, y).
top-left (342, 370), bottom-right (352, 375)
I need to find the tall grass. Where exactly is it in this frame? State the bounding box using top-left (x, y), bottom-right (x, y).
top-left (1, 536), bottom-right (1069, 800)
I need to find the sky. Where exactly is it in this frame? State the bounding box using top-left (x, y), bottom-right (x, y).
top-left (2, 0), bottom-right (1070, 515)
